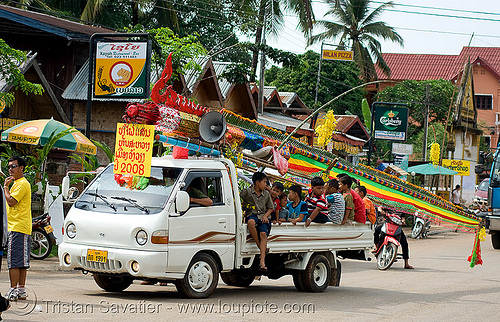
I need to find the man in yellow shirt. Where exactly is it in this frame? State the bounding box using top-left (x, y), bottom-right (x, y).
top-left (3, 156), bottom-right (31, 301)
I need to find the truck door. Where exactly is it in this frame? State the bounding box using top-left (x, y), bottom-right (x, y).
top-left (168, 170), bottom-right (235, 272)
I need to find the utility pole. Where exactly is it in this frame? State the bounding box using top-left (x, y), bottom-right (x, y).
top-left (422, 84), bottom-right (430, 161)
top-left (314, 42), bottom-right (324, 108)
top-left (257, 13), bottom-right (267, 115)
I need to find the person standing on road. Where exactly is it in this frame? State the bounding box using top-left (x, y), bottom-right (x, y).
top-left (3, 156), bottom-right (32, 301)
top-left (451, 185), bottom-right (461, 206)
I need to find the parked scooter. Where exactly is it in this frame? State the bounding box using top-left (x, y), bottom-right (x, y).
top-left (31, 213), bottom-right (56, 259)
top-left (374, 210), bottom-right (403, 270)
top-left (411, 211), bottom-right (431, 239)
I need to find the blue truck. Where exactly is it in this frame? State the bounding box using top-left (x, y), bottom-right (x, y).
top-left (486, 142), bottom-right (500, 248)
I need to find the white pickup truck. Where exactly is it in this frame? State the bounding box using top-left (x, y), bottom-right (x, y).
top-left (59, 156), bottom-right (373, 298)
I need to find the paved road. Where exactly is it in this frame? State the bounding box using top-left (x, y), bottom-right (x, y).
top-left (1, 230), bottom-right (499, 321)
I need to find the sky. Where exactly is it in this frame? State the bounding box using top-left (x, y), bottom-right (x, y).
top-left (264, 0), bottom-right (500, 57)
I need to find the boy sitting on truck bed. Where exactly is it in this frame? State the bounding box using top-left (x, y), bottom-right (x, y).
top-left (240, 172), bottom-right (274, 272)
top-left (286, 184), bottom-right (308, 225)
top-left (325, 179), bottom-right (345, 225)
top-left (270, 182), bottom-right (285, 223)
top-left (305, 177), bottom-right (329, 227)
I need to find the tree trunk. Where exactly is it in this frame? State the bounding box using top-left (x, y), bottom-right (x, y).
top-left (132, 1), bottom-right (139, 26)
top-left (250, 1), bottom-right (266, 83)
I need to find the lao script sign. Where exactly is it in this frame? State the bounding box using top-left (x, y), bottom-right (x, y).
top-left (94, 41), bottom-right (151, 99)
top-left (114, 123), bottom-right (154, 177)
top-left (373, 102), bottom-right (409, 141)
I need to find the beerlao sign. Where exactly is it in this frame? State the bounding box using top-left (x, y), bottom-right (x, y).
top-left (442, 159), bottom-right (470, 176)
top-left (94, 41), bottom-right (151, 99)
top-left (322, 49), bottom-right (353, 61)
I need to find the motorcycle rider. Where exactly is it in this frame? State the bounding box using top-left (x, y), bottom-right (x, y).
top-left (374, 206), bottom-right (414, 269)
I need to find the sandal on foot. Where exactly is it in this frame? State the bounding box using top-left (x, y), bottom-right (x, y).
top-left (259, 265), bottom-right (268, 272)
top-left (404, 265), bottom-right (414, 269)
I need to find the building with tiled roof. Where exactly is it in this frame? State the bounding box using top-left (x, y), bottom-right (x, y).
top-left (373, 47), bottom-right (500, 151)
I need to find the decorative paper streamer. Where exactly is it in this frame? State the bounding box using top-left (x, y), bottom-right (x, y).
top-left (468, 227), bottom-right (486, 268)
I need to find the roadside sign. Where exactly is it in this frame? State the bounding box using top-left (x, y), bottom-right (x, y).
top-left (114, 123), bottom-right (154, 177)
top-left (94, 41), bottom-right (151, 98)
top-left (373, 103), bottom-right (409, 141)
top-left (322, 49), bottom-right (353, 61)
top-left (392, 143), bottom-right (413, 155)
top-left (442, 159), bottom-right (470, 176)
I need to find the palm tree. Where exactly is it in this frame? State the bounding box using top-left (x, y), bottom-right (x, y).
top-left (239, 0), bottom-right (315, 82)
top-left (308, 0), bottom-right (403, 81)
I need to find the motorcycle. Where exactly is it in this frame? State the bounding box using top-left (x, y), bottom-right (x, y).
top-left (374, 211), bottom-right (403, 270)
top-left (411, 211), bottom-right (431, 239)
top-left (31, 213), bottom-right (56, 260)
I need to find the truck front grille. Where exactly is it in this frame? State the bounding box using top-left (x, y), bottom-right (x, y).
top-left (77, 256), bottom-right (123, 272)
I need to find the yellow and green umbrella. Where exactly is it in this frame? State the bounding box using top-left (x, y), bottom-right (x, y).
top-left (1, 118), bottom-right (97, 154)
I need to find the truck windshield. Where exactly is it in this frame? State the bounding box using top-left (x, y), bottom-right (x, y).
top-left (492, 149), bottom-right (500, 188)
top-left (74, 165), bottom-right (182, 214)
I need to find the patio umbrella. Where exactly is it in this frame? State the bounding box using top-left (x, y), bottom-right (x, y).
top-left (1, 118), bottom-right (97, 154)
top-left (407, 163), bottom-right (458, 175)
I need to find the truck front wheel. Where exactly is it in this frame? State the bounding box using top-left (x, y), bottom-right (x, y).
top-left (492, 232), bottom-right (500, 249)
top-left (299, 254), bottom-right (331, 292)
top-left (175, 253), bottom-right (219, 298)
top-left (93, 273), bottom-right (133, 292)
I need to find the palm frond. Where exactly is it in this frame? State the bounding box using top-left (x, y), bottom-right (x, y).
top-left (286, 0), bottom-right (315, 34)
top-left (92, 140), bottom-right (114, 164)
top-left (361, 0), bottom-right (394, 25)
top-left (361, 21), bottom-right (403, 45)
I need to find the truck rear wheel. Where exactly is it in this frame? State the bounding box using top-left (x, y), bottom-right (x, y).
top-left (175, 253), bottom-right (219, 298)
top-left (221, 272), bottom-right (255, 287)
top-left (299, 254), bottom-right (331, 292)
top-left (93, 273), bottom-right (133, 292)
top-left (492, 232), bottom-right (500, 249)
top-left (292, 272), bottom-right (306, 292)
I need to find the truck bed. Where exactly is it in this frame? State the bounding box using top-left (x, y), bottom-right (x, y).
top-left (240, 222), bottom-right (373, 255)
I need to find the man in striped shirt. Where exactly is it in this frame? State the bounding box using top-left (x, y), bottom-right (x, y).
top-left (305, 177), bottom-right (329, 227)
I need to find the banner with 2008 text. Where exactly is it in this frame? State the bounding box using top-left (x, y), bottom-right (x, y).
top-left (114, 123), bottom-right (154, 177)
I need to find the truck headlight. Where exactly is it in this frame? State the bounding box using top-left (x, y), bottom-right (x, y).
top-left (66, 223), bottom-right (77, 239)
top-left (135, 230), bottom-right (148, 245)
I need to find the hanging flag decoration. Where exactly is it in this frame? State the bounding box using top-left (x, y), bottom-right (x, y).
top-left (468, 226), bottom-right (486, 268)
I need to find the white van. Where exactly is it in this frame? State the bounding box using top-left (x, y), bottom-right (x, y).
top-left (59, 156), bottom-right (373, 298)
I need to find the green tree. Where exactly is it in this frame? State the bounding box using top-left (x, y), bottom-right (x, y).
top-left (0, 39), bottom-right (44, 110)
top-left (265, 50), bottom-right (364, 114)
top-left (237, 0), bottom-right (314, 82)
top-left (375, 79), bottom-right (457, 139)
top-left (308, 0), bottom-right (403, 81)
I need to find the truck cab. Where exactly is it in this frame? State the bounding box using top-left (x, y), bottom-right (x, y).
top-left (486, 143), bottom-right (500, 248)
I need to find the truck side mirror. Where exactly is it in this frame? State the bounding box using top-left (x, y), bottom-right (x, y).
top-left (62, 175), bottom-right (70, 199)
top-left (176, 191), bottom-right (190, 213)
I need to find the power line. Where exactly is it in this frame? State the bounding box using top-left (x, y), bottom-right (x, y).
top-left (371, 1), bottom-right (500, 17)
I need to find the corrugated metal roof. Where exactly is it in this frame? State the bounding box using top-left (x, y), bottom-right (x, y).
top-left (257, 112), bottom-right (311, 132)
top-left (183, 56), bottom-right (210, 92)
top-left (278, 91), bottom-right (296, 105)
top-left (0, 52), bottom-right (37, 93)
top-left (376, 53), bottom-right (458, 80)
top-left (263, 86), bottom-right (278, 100)
top-left (62, 60), bottom-right (143, 102)
top-left (0, 4), bottom-right (114, 39)
top-left (377, 47), bottom-right (500, 81)
top-left (212, 61), bottom-right (232, 99)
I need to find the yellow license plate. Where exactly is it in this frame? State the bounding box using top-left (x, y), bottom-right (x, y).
top-left (86, 249), bottom-right (108, 263)
top-left (44, 225), bottom-right (54, 234)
